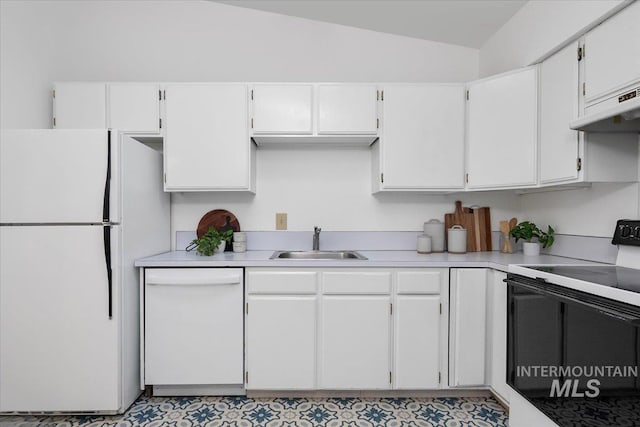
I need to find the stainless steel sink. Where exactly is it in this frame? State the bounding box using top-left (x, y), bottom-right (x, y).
top-left (270, 250), bottom-right (367, 260)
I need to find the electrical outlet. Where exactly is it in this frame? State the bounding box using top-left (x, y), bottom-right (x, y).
top-left (276, 213), bottom-right (287, 230)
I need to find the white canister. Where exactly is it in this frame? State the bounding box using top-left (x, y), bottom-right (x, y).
top-left (233, 241), bottom-right (247, 253)
top-left (448, 225), bottom-right (467, 254)
top-left (233, 232), bottom-right (246, 242)
top-left (417, 234), bottom-right (432, 254)
top-left (423, 219), bottom-right (445, 252)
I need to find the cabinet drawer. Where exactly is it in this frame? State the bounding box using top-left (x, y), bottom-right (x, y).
top-left (396, 271), bottom-right (443, 294)
top-left (323, 272), bottom-right (391, 294)
top-left (247, 271), bottom-right (318, 294)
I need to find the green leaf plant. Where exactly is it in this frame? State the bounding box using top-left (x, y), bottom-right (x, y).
top-left (509, 221), bottom-right (555, 249)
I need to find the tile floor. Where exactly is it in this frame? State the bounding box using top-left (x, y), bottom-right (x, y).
top-left (0, 395), bottom-right (508, 427)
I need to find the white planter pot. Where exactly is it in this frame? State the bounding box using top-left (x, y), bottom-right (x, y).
top-left (523, 241), bottom-right (541, 256)
top-left (214, 241), bottom-right (226, 254)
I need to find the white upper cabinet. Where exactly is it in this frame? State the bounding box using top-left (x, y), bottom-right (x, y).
top-left (251, 84), bottom-right (313, 134)
top-left (466, 67), bottom-right (538, 189)
top-left (317, 85), bottom-right (378, 134)
top-left (108, 84), bottom-right (160, 134)
top-left (163, 84), bottom-right (254, 192)
top-left (53, 83), bottom-right (106, 129)
top-left (374, 85), bottom-right (465, 192)
top-left (583, 1), bottom-right (640, 103)
top-left (540, 42), bottom-right (581, 185)
top-left (540, 41), bottom-right (639, 187)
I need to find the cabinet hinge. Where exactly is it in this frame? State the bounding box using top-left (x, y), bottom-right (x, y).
top-left (438, 372), bottom-right (441, 384)
top-left (381, 90), bottom-right (384, 101)
top-left (246, 302), bottom-right (249, 314)
top-left (246, 371), bottom-right (249, 384)
top-left (251, 89), bottom-right (254, 100)
top-left (159, 118), bottom-right (162, 129)
top-left (577, 46), bottom-right (583, 61)
top-left (159, 90), bottom-right (162, 101)
top-left (251, 118), bottom-right (254, 129)
top-left (53, 117), bottom-right (56, 127)
top-left (380, 173), bottom-right (384, 183)
top-left (163, 90), bottom-right (166, 100)
top-left (376, 118), bottom-right (379, 129)
top-left (583, 82), bottom-right (586, 96)
top-left (376, 90), bottom-right (379, 101)
top-left (164, 173), bottom-right (166, 183)
top-left (52, 89), bottom-right (56, 99)
top-left (466, 90), bottom-right (469, 101)
top-left (577, 157), bottom-right (582, 171)
top-left (390, 303), bottom-right (393, 315)
top-left (389, 371), bottom-right (392, 384)
top-left (439, 303), bottom-right (442, 314)
top-left (465, 173), bottom-right (469, 184)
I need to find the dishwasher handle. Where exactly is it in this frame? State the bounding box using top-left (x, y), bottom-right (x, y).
top-left (146, 272), bottom-right (242, 286)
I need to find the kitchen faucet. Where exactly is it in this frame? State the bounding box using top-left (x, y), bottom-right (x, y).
top-left (313, 226), bottom-right (321, 250)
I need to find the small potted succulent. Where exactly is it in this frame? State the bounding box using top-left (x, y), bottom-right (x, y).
top-left (509, 221), bottom-right (555, 256)
top-left (188, 227), bottom-right (233, 256)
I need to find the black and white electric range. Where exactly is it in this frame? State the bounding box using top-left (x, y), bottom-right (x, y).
top-left (507, 220), bottom-right (640, 427)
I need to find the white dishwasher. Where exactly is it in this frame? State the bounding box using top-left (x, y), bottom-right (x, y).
top-left (144, 268), bottom-right (244, 395)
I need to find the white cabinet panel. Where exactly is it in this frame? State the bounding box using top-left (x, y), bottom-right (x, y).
top-left (246, 296), bottom-right (316, 390)
top-left (144, 268), bottom-right (243, 385)
top-left (321, 296), bottom-right (391, 389)
top-left (377, 85), bottom-right (465, 190)
top-left (53, 82), bottom-right (106, 129)
top-left (108, 84), bottom-right (160, 134)
top-left (488, 271), bottom-right (509, 403)
top-left (394, 295), bottom-right (441, 389)
top-left (247, 271), bottom-right (318, 294)
top-left (317, 85), bottom-right (378, 134)
top-left (323, 271), bottom-right (391, 294)
top-left (540, 42), bottom-right (580, 184)
top-left (584, 1), bottom-right (640, 101)
top-left (163, 84), bottom-right (253, 191)
top-left (467, 67), bottom-right (538, 189)
top-left (252, 85), bottom-right (313, 134)
top-left (449, 268), bottom-right (487, 387)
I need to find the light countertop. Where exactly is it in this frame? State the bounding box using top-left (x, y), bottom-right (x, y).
top-left (135, 250), bottom-right (605, 271)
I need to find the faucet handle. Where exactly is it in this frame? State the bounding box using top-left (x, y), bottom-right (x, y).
top-left (314, 226), bottom-right (321, 233)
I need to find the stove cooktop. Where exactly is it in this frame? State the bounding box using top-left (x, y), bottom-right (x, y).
top-left (528, 265), bottom-right (640, 293)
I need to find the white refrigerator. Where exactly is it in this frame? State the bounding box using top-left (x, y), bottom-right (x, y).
top-left (0, 129), bottom-right (170, 413)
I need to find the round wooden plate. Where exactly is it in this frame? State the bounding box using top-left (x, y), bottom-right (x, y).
top-left (196, 209), bottom-right (241, 238)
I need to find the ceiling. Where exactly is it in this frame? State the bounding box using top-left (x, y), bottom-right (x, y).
top-left (213, 0), bottom-right (527, 48)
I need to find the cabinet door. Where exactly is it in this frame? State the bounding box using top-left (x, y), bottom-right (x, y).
top-left (108, 84), bottom-right (160, 134)
top-left (252, 85), bottom-right (313, 134)
top-left (584, 1), bottom-right (640, 101)
top-left (449, 268), bottom-right (487, 387)
top-left (488, 271), bottom-right (509, 403)
top-left (246, 296), bottom-right (316, 389)
top-left (380, 85), bottom-right (465, 189)
top-left (467, 67), bottom-right (538, 189)
top-left (540, 42), bottom-right (580, 184)
top-left (395, 295), bottom-right (441, 389)
top-left (164, 84), bottom-right (251, 191)
top-left (317, 85), bottom-right (378, 134)
top-left (53, 83), bottom-right (106, 129)
top-left (320, 296), bottom-right (391, 389)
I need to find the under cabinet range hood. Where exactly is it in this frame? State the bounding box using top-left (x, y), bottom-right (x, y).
top-left (570, 82), bottom-right (640, 132)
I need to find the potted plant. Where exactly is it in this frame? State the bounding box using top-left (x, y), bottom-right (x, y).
top-left (188, 227), bottom-right (233, 256)
top-left (509, 221), bottom-right (555, 256)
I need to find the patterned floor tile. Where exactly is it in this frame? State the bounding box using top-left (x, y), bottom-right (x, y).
top-left (0, 396), bottom-right (508, 427)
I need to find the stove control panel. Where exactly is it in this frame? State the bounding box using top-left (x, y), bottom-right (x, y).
top-left (612, 220), bottom-right (640, 246)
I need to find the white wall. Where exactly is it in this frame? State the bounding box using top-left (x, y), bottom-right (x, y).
top-left (479, 1), bottom-right (639, 238)
top-left (2, 1), bottom-right (524, 239)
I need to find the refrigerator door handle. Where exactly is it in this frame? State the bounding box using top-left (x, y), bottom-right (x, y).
top-left (103, 224), bottom-right (113, 319)
top-left (102, 130), bottom-right (111, 223)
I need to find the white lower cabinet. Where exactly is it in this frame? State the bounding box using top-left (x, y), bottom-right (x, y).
top-left (321, 295), bottom-right (391, 389)
top-left (245, 268), bottom-right (447, 391)
top-left (449, 268), bottom-right (488, 387)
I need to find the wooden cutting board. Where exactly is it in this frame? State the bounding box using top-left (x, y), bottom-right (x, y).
top-left (196, 209), bottom-right (241, 238)
top-left (471, 207), bottom-right (492, 251)
top-left (444, 201), bottom-right (477, 252)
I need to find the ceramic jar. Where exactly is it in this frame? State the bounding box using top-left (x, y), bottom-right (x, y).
top-left (447, 225), bottom-right (467, 254)
top-left (417, 234), bottom-right (432, 254)
top-left (423, 219), bottom-right (445, 252)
